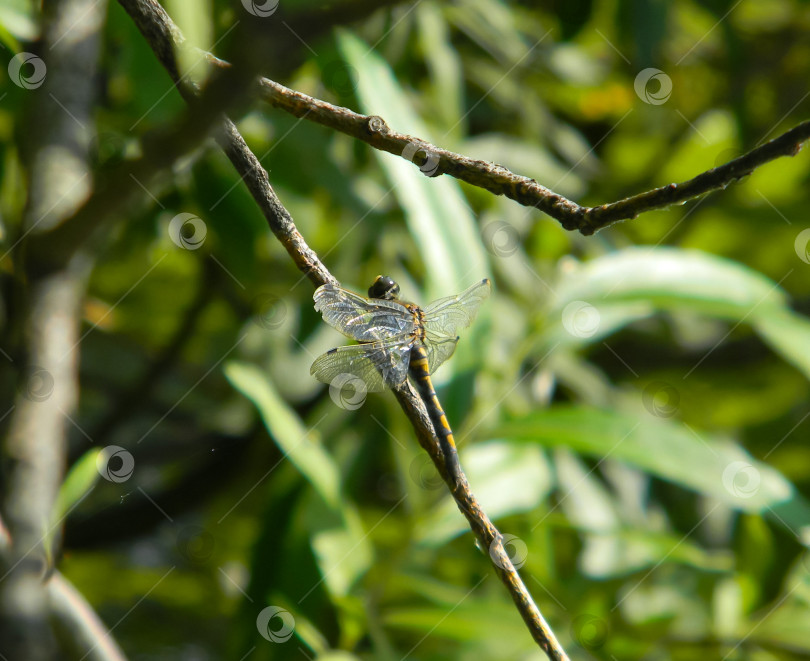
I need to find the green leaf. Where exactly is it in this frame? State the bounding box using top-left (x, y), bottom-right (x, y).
top-left (0, 0), bottom-right (36, 45)
top-left (225, 361), bottom-right (341, 508)
top-left (554, 450), bottom-right (730, 577)
top-left (546, 247), bottom-right (810, 386)
top-left (225, 362), bottom-right (373, 598)
top-left (163, 0), bottom-right (213, 86)
top-left (753, 309), bottom-right (810, 381)
top-left (553, 247), bottom-right (786, 319)
top-left (54, 448), bottom-right (101, 523)
top-left (415, 441), bottom-right (552, 545)
top-left (337, 30), bottom-right (489, 300)
top-left (496, 406), bottom-right (800, 516)
top-left (49, 449), bottom-right (101, 567)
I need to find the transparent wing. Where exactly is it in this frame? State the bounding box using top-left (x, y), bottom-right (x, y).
top-left (310, 338), bottom-right (412, 392)
top-left (314, 283), bottom-right (416, 342)
top-left (423, 329), bottom-right (460, 375)
top-left (423, 278), bottom-right (491, 338)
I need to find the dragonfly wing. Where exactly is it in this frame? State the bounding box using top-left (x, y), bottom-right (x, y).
top-left (314, 283), bottom-right (416, 342)
top-left (422, 330), bottom-right (460, 375)
top-left (310, 338), bottom-right (412, 392)
top-left (423, 278), bottom-right (491, 338)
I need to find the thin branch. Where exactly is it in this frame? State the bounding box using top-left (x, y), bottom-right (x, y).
top-left (0, 1), bottom-right (108, 659)
top-left (119, 1), bottom-right (569, 658)
top-left (393, 386), bottom-right (569, 660)
top-left (205, 54), bottom-right (810, 235)
top-left (117, 0), bottom-right (331, 288)
top-left (48, 571), bottom-right (128, 661)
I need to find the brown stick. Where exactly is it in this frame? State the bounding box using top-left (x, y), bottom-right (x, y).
top-left (117, 1), bottom-right (569, 658)
top-left (202, 54), bottom-right (810, 235)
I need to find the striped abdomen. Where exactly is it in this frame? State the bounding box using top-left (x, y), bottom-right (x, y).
top-left (409, 344), bottom-right (461, 484)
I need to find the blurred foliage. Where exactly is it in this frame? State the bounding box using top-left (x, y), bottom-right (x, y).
top-left (2, 0), bottom-right (810, 659)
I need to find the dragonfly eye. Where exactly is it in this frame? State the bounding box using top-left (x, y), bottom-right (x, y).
top-left (368, 275), bottom-right (400, 300)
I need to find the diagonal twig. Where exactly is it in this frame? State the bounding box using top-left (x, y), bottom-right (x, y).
top-left (117, 1), bottom-right (570, 658)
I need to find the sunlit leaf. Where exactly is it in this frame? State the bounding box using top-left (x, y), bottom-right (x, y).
top-left (497, 406), bottom-right (801, 517)
top-left (753, 309), bottom-right (810, 381)
top-left (225, 361), bottom-right (341, 508)
top-left (225, 361), bottom-right (373, 597)
top-left (415, 441), bottom-right (552, 545)
top-left (53, 449), bottom-right (101, 523)
top-left (337, 30), bottom-right (489, 300)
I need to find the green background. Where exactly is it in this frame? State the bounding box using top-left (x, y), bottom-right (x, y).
top-left (3, 0), bottom-right (810, 659)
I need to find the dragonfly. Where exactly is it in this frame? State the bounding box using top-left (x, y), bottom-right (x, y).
top-left (310, 276), bottom-right (492, 483)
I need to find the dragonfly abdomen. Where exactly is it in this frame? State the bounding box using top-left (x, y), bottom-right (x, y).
top-left (409, 344), bottom-right (462, 484)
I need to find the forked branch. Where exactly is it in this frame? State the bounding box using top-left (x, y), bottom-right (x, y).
top-left (118, 0), bottom-right (569, 658)
top-left (203, 56), bottom-right (810, 235)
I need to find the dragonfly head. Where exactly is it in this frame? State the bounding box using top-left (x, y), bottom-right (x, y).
top-left (368, 275), bottom-right (400, 300)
